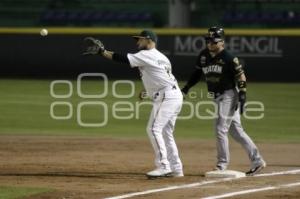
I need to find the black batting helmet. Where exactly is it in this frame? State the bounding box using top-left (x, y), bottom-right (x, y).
top-left (205, 26), bottom-right (225, 42)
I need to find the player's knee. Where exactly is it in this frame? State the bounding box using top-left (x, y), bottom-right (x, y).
top-left (146, 126), bottom-right (152, 135)
top-left (216, 129), bottom-right (228, 134)
top-left (147, 126), bottom-right (162, 137)
top-left (216, 126), bottom-right (230, 135)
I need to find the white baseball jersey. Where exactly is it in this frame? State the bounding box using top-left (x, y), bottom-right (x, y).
top-left (127, 48), bottom-right (183, 173)
top-left (127, 48), bottom-right (178, 99)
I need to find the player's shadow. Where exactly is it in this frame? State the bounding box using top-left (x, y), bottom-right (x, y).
top-left (0, 171), bottom-right (146, 180)
top-left (0, 171), bottom-right (204, 179)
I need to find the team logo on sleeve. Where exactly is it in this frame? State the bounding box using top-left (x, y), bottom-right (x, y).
top-left (233, 57), bottom-right (240, 65)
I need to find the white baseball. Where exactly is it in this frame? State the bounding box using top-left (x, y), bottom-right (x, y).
top-left (40, 29), bottom-right (48, 36)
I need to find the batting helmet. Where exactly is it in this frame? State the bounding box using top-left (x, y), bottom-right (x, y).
top-left (205, 26), bottom-right (225, 43)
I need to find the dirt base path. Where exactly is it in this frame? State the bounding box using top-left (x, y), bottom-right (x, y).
top-left (0, 136), bottom-right (299, 199)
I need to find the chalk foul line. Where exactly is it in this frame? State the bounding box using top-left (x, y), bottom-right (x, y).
top-left (201, 181), bottom-right (300, 199)
top-left (103, 169), bottom-right (300, 199)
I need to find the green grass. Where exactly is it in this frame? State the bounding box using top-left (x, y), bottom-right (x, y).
top-left (0, 186), bottom-right (50, 199)
top-left (0, 78), bottom-right (299, 198)
top-left (0, 79), bottom-right (299, 141)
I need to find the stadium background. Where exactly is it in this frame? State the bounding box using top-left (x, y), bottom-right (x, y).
top-left (0, 0), bottom-right (300, 199)
top-left (1, 0), bottom-right (300, 81)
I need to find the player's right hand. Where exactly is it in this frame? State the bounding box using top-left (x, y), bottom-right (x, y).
top-left (238, 91), bottom-right (246, 114)
top-left (181, 86), bottom-right (189, 95)
top-left (82, 37), bottom-right (105, 55)
top-left (181, 86), bottom-right (190, 100)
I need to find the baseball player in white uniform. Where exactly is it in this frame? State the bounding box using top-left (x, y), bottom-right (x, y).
top-left (83, 30), bottom-right (184, 178)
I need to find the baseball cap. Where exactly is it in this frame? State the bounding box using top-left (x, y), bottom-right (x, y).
top-left (132, 30), bottom-right (158, 43)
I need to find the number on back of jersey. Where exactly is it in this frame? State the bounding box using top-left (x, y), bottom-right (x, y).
top-left (158, 60), bottom-right (172, 77)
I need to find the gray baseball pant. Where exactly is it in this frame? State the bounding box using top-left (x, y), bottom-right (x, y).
top-left (214, 89), bottom-right (265, 170)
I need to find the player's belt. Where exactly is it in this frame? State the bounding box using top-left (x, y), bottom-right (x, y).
top-left (209, 89), bottom-right (231, 99)
top-left (214, 92), bottom-right (223, 98)
top-left (153, 85), bottom-right (178, 100)
top-left (208, 92), bottom-right (223, 99)
top-left (157, 85), bottom-right (177, 93)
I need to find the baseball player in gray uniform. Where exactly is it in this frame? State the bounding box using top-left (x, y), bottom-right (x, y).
top-left (83, 30), bottom-right (184, 178)
top-left (182, 26), bottom-right (266, 176)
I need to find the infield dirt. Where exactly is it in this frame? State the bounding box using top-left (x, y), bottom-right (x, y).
top-left (0, 136), bottom-right (299, 199)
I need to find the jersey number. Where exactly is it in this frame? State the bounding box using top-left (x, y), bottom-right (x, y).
top-left (164, 65), bottom-right (172, 78)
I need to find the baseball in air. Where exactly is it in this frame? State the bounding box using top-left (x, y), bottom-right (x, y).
top-left (40, 28), bottom-right (48, 36)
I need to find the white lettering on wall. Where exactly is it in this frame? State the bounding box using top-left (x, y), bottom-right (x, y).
top-left (174, 36), bottom-right (282, 57)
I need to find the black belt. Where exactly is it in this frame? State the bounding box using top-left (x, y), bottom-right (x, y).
top-left (208, 90), bottom-right (227, 99)
top-left (214, 92), bottom-right (223, 98)
top-left (209, 87), bottom-right (235, 99)
top-left (208, 92), bottom-right (223, 99)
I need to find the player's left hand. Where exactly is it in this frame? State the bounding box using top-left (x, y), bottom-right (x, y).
top-left (238, 91), bottom-right (246, 114)
top-left (181, 86), bottom-right (190, 99)
top-left (181, 86), bottom-right (190, 95)
top-left (82, 37), bottom-right (105, 55)
top-left (139, 90), bottom-right (147, 101)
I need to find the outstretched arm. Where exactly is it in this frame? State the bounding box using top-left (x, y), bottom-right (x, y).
top-left (181, 69), bottom-right (202, 95)
top-left (102, 50), bottom-right (113, 60)
top-left (83, 37), bottom-right (129, 65)
top-left (102, 50), bottom-right (130, 65)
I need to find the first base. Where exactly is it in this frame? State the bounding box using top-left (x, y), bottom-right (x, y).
top-left (205, 170), bottom-right (246, 178)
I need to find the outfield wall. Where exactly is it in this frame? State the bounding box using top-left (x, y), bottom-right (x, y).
top-left (0, 28), bottom-right (299, 81)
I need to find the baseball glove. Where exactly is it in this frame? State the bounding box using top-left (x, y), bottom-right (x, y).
top-left (82, 37), bottom-right (105, 55)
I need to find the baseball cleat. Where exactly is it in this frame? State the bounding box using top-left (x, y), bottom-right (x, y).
top-left (146, 168), bottom-right (172, 179)
top-left (246, 161), bottom-right (266, 176)
top-left (171, 170), bottom-right (184, 178)
top-left (214, 165), bottom-right (225, 171)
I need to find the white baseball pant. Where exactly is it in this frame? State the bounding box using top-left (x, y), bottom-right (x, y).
top-left (146, 87), bottom-right (183, 173)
